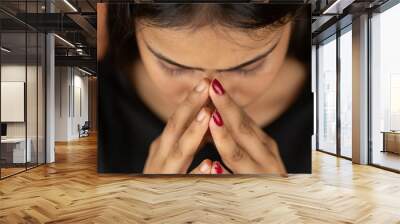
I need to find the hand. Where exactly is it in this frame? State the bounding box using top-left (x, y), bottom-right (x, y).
top-left (143, 79), bottom-right (212, 174)
top-left (208, 78), bottom-right (288, 176)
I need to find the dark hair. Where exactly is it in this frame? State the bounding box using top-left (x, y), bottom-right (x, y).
top-left (105, 3), bottom-right (309, 73)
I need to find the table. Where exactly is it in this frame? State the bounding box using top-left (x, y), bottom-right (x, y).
top-left (381, 131), bottom-right (400, 154)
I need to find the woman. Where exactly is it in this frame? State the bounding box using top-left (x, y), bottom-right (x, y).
top-left (98, 3), bottom-right (312, 175)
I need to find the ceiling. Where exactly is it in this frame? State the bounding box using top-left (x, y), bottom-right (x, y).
top-left (1, 0), bottom-right (97, 73)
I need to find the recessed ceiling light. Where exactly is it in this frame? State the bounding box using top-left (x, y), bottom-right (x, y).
top-left (78, 67), bottom-right (92, 76)
top-left (63, 0), bottom-right (78, 12)
top-left (54, 34), bottom-right (75, 48)
top-left (1, 47), bottom-right (11, 53)
top-left (323, 0), bottom-right (354, 15)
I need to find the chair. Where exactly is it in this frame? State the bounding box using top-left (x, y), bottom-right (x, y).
top-left (78, 121), bottom-right (90, 138)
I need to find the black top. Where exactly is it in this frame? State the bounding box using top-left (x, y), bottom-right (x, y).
top-left (98, 56), bottom-right (313, 174)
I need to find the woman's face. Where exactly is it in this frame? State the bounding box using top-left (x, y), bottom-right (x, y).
top-left (135, 20), bottom-right (292, 107)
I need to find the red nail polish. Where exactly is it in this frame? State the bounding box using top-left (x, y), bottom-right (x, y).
top-left (214, 161), bottom-right (223, 174)
top-left (211, 79), bottom-right (225, 95)
top-left (212, 110), bottom-right (224, 126)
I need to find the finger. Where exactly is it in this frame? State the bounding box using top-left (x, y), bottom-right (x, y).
top-left (209, 110), bottom-right (257, 173)
top-left (143, 137), bottom-right (162, 173)
top-left (210, 161), bottom-right (231, 174)
top-left (161, 78), bottom-right (210, 149)
top-left (208, 78), bottom-right (268, 159)
top-left (189, 159), bottom-right (212, 174)
top-left (165, 108), bottom-right (211, 172)
top-left (240, 119), bottom-right (285, 168)
top-left (208, 80), bottom-right (281, 165)
top-left (177, 107), bottom-right (211, 158)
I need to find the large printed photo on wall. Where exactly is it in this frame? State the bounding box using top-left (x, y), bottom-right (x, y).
top-left (97, 3), bottom-right (313, 175)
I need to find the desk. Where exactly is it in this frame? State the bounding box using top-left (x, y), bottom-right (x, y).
top-left (1, 138), bottom-right (31, 163)
top-left (381, 131), bottom-right (400, 154)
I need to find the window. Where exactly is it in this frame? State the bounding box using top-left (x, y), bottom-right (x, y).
top-left (370, 2), bottom-right (400, 171)
top-left (339, 27), bottom-right (352, 158)
top-left (317, 35), bottom-right (337, 154)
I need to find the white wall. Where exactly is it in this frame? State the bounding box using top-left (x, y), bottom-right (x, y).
top-left (1, 65), bottom-right (26, 136)
top-left (1, 82), bottom-right (25, 122)
top-left (72, 73), bottom-right (89, 138)
top-left (54, 67), bottom-right (89, 141)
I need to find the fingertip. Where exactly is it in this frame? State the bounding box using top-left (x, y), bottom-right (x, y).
top-left (200, 159), bottom-right (212, 174)
top-left (211, 110), bottom-right (223, 127)
top-left (210, 161), bottom-right (216, 174)
top-left (194, 78), bottom-right (210, 93)
top-left (211, 161), bottom-right (223, 174)
top-left (204, 158), bottom-right (212, 163)
top-left (196, 108), bottom-right (206, 122)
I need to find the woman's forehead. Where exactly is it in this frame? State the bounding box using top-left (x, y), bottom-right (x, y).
top-left (136, 23), bottom-right (287, 69)
top-left (137, 22), bottom-right (283, 49)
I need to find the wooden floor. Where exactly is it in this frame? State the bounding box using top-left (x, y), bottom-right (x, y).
top-left (1, 134), bottom-right (400, 223)
top-left (1, 167), bottom-right (26, 178)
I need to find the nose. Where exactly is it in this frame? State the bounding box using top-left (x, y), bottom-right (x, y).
top-left (203, 70), bottom-right (220, 81)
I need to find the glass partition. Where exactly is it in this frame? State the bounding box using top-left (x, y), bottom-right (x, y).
top-left (1, 31), bottom-right (28, 177)
top-left (0, 1), bottom-right (46, 179)
top-left (317, 35), bottom-right (337, 154)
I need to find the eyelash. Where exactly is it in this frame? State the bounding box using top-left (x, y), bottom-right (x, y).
top-left (231, 60), bottom-right (266, 76)
top-left (160, 65), bottom-right (193, 76)
top-left (159, 58), bottom-right (266, 76)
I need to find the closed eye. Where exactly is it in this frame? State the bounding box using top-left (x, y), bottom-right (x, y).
top-left (158, 61), bottom-right (194, 76)
top-left (147, 36), bottom-right (280, 76)
top-left (159, 56), bottom-right (267, 76)
top-left (223, 58), bottom-right (267, 76)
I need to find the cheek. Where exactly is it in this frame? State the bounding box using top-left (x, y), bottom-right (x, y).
top-left (223, 59), bottom-right (285, 107)
top-left (224, 74), bottom-right (273, 107)
top-left (229, 42), bottom-right (288, 106)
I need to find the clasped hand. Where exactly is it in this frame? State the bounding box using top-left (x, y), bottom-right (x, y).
top-left (143, 78), bottom-right (287, 176)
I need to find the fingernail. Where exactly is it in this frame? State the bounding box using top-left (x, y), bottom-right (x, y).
top-left (211, 78), bottom-right (225, 95)
top-left (195, 80), bottom-right (207, 92)
top-left (214, 161), bottom-right (223, 174)
top-left (196, 109), bottom-right (206, 122)
top-left (212, 110), bottom-right (223, 126)
top-left (200, 162), bottom-right (210, 173)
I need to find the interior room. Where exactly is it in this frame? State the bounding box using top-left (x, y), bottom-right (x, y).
top-left (0, 0), bottom-right (399, 223)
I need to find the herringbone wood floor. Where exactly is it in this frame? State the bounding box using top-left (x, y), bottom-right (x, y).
top-left (1, 134), bottom-right (400, 223)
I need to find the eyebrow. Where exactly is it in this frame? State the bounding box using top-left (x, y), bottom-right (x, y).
top-left (145, 39), bottom-right (280, 72)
